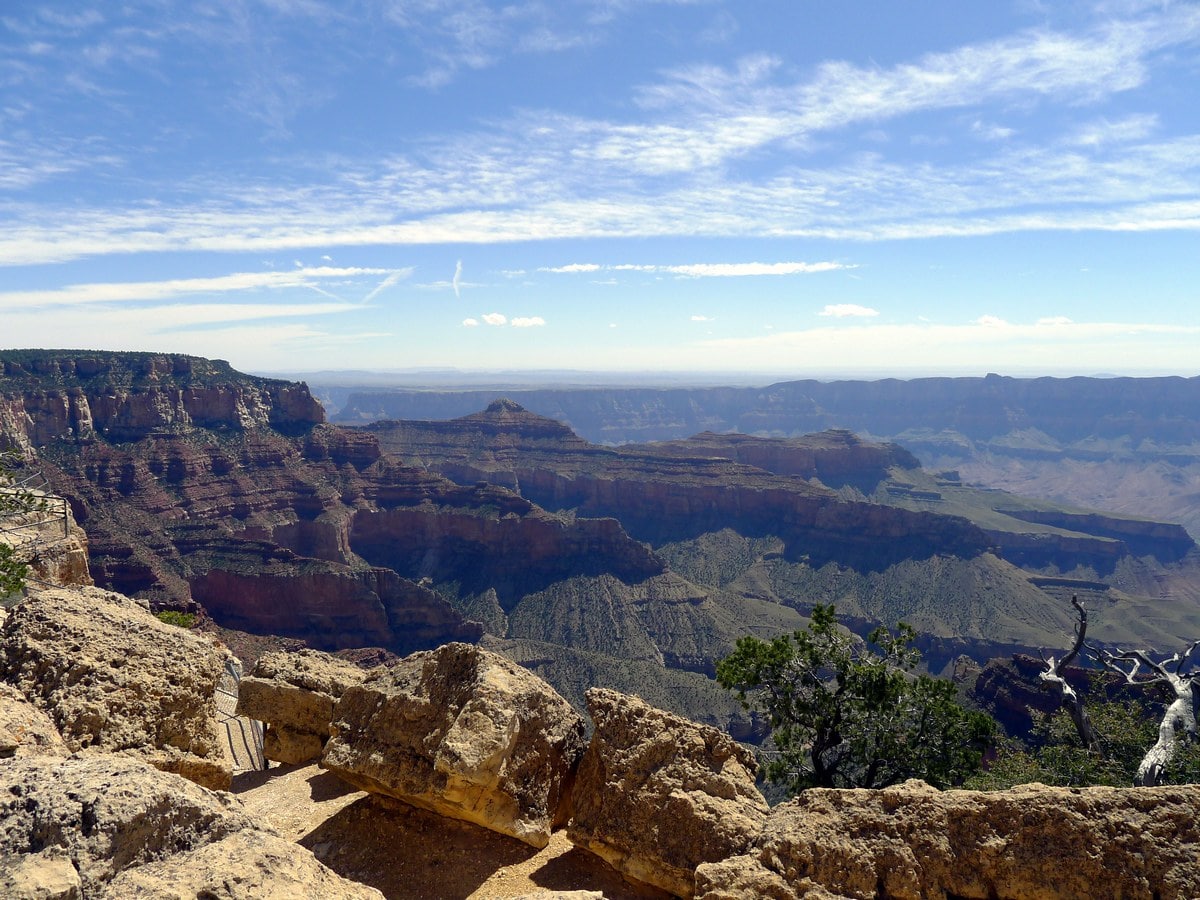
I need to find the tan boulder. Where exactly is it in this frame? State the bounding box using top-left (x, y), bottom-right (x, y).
top-left (101, 828), bottom-right (384, 900)
top-left (695, 779), bottom-right (1200, 900)
top-left (322, 642), bottom-right (587, 848)
top-left (0, 847), bottom-right (83, 900)
top-left (567, 688), bottom-right (768, 899)
top-left (236, 649), bottom-right (367, 765)
top-left (0, 755), bottom-right (255, 896)
top-left (0, 683), bottom-right (67, 758)
top-left (0, 586), bottom-right (231, 789)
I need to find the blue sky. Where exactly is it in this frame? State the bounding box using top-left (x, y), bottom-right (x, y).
top-left (2, 1), bottom-right (1199, 377)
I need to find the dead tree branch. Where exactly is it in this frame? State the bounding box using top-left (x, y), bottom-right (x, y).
top-left (1039, 595), bottom-right (1099, 752)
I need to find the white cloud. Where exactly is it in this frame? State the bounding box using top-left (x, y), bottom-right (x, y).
top-left (819, 304), bottom-right (879, 318)
top-left (543, 261), bottom-right (852, 278)
top-left (977, 314), bottom-right (1009, 327)
top-left (691, 314), bottom-right (714, 322)
top-left (539, 263), bottom-right (602, 273)
top-left (462, 317), bottom-right (479, 327)
top-left (0, 266), bottom-right (398, 310)
top-left (1037, 315), bottom-right (1074, 325)
top-left (452, 259), bottom-right (463, 298)
top-left (511, 316), bottom-right (546, 327)
top-left (482, 312), bottom-right (507, 326)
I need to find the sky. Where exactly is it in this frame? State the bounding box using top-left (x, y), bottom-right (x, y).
top-left (2, 0), bottom-right (1199, 379)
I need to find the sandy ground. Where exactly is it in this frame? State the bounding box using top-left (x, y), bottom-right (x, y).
top-left (233, 763), bottom-right (672, 900)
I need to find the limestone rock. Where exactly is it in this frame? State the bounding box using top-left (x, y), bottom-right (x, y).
top-left (236, 649), bottom-right (367, 765)
top-left (567, 688), bottom-right (768, 899)
top-left (0, 755), bottom-right (255, 895)
top-left (101, 829), bottom-right (385, 900)
top-left (0, 683), bottom-right (67, 758)
top-left (322, 642), bottom-right (587, 848)
top-left (694, 780), bottom-right (1200, 900)
top-left (0, 586), bottom-right (231, 789)
top-left (0, 847), bottom-right (83, 900)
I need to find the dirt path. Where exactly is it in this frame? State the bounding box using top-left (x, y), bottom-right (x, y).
top-left (233, 763), bottom-right (671, 899)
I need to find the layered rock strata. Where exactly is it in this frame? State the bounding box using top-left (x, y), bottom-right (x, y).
top-left (322, 642), bottom-right (587, 848)
top-left (236, 648), bottom-right (368, 765)
top-left (694, 779), bottom-right (1200, 900)
top-left (567, 688), bottom-right (769, 898)
top-left (0, 586), bottom-right (231, 789)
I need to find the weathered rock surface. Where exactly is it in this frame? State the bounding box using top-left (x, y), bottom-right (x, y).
top-left (0, 755), bottom-right (255, 895)
top-left (694, 779), bottom-right (1200, 900)
top-left (0, 682), bottom-right (67, 759)
top-left (0, 847), bottom-right (82, 900)
top-left (322, 642), bottom-right (587, 848)
top-left (101, 829), bottom-right (385, 900)
top-left (236, 649), bottom-right (368, 765)
top-left (0, 586), bottom-right (231, 788)
top-left (568, 688), bottom-right (768, 899)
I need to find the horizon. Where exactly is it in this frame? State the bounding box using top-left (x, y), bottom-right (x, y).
top-left (2, 2), bottom-right (1199, 375)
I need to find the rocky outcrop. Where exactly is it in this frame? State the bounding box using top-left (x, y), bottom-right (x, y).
top-left (0, 586), bottom-right (231, 789)
top-left (0, 754), bottom-right (381, 900)
top-left (695, 779), bottom-right (1200, 900)
top-left (102, 829), bottom-right (384, 899)
top-left (0, 682), bottom-right (67, 759)
top-left (322, 642), bottom-right (587, 848)
top-left (0, 755), bottom-right (255, 895)
top-left (236, 649), bottom-right (368, 765)
top-left (567, 688), bottom-right (768, 898)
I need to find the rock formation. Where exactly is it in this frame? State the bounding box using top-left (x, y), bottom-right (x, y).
top-left (694, 779), bottom-right (1200, 900)
top-left (236, 648), bottom-right (367, 765)
top-left (0, 682), bottom-right (67, 759)
top-left (102, 829), bottom-right (385, 899)
top-left (0, 754), bottom-right (382, 900)
top-left (366, 402), bottom-right (993, 571)
top-left (322, 642), bottom-right (587, 848)
top-left (0, 586), bottom-right (231, 789)
top-left (567, 688), bottom-right (768, 898)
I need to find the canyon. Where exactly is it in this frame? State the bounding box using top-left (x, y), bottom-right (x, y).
top-left (4, 350), bottom-right (1200, 733)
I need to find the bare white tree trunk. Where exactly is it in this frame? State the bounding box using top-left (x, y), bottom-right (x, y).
top-left (1136, 677), bottom-right (1197, 787)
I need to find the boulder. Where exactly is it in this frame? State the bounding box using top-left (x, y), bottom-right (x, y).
top-left (0, 755), bottom-right (255, 895)
top-left (101, 829), bottom-right (385, 900)
top-left (0, 586), bottom-right (231, 789)
top-left (0, 683), bottom-right (67, 759)
top-left (0, 847), bottom-right (82, 900)
top-left (322, 642), bottom-right (587, 848)
top-left (236, 649), bottom-right (367, 765)
top-left (694, 779), bottom-right (1200, 900)
top-left (567, 688), bottom-right (768, 899)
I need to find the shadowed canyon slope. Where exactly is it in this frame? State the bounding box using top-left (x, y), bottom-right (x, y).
top-left (334, 373), bottom-right (1200, 538)
top-left (6, 351), bottom-right (1200, 733)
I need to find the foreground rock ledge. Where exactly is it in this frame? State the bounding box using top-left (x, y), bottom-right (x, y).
top-left (0, 586), bottom-right (231, 789)
top-left (694, 779), bottom-right (1200, 900)
top-left (322, 642), bottom-right (587, 848)
top-left (568, 688), bottom-right (768, 899)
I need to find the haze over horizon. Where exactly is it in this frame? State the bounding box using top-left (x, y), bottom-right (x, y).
top-left (3, 1), bottom-right (1199, 377)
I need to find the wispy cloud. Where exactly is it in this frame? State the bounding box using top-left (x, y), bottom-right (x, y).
top-left (452, 259), bottom-right (463, 298)
top-left (547, 261), bottom-right (853, 277)
top-left (0, 266), bottom-right (397, 310)
top-left (819, 304), bottom-right (879, 318)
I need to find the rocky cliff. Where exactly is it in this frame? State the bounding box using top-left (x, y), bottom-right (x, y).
top-left (335, 373), bottom-right (1200, 538)
top-left (367, 402), bottom-right (994, 572)
top-left (0, 352), bottom-right (660, 662)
